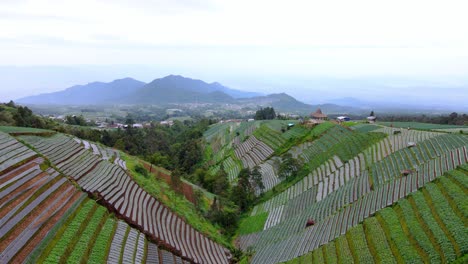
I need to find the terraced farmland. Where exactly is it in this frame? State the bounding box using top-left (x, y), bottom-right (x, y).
top-left (237, 124), bottom-right (468, 263)
top-left (2, 119), bottom-right (466, 264)
top-left (284, 168), bottom-right (468, 263)
top-left (379, 121), bottom-right (466, 130)
top-left (20, 134), bottom-right (232, 264)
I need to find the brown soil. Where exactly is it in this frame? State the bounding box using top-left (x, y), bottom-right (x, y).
top-left (0, 181), bottom-right (69, 252)
top-left (0, 171), bottom-right (47, 206)
top-left (55, 147), bottom-right (84, 167)
top-left (0, 155), bottom-right (39, 177)
top-left (11, 190), bottom-right (82, 263)
top-left (0, 172), bottom-right (48, 219)
top-left (0, 160), bottom-right (38, 185)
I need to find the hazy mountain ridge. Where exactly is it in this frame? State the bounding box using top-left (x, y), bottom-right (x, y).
top-left (17, 78), bottom-right (146, 105)
top-left (18, 75), bottom-right (329, 113)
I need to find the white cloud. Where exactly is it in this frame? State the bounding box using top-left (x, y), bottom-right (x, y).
top-left (0, 0), bottom-right (467, 77)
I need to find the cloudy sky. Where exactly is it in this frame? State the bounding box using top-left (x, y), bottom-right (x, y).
top-left (0, 0), bottom-right (467, 106)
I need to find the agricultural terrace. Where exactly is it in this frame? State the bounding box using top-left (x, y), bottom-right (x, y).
top-left (285, 167), bottom-right (468, 263)
top-left (19, 133), bottom-right (232, 263)
top-left (28, 197), bottom-right (190, 264)
top-left (379, 122), bottom-right (466, 130)
top-left (204, 120), bottom-right (308, 185)
top-left (237, 125), bottom-right (467, 263)
top-left (0, 126), bottom-right (55, 136)
top-left (0, 132), bottom-right (85, 263)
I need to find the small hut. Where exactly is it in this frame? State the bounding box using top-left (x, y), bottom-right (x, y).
top-left (311, 108), bottom-right (328, 121)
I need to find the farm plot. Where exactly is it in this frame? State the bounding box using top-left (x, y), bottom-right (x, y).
top-left (0, 155), bottom-right (84, 264)
top-left (250, 132), bottom-right (465, 223)
top-left (242, 147), bottom-right (467, 263)
top-left (258, 166), bottom-right (468, 264)
top-left (75, 137), bottom-right (124, 167)
top-left (222, 156), bottom-right (242, 182)
top-left (281, 126), bottom-right (309, 140)
top-left (28, 195), bottom-right (185, 264)
top-left (0, 132), bottom-right (37, 173)
top-left (234, 136), bottom-right (274, 168)
top-left (23, 134), bottom-right (232, 264)
top-left (253, 125), bottom-right (287, 151)
top-left (370, 133), bottom-right (468, 187)
top-left (379, 122), bottom-right (466, 130)
top-left (351, 124), bottom-right (381, 133)
top-left (251, 153), bottom-right (364, 218)
top-left (375, 127), bottom-right (441, 152)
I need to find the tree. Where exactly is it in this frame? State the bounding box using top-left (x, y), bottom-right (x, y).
top-left (278, 153), bottom-right (302, 180)
top-left (251, 166), bottom-right (264, 193)
top-left (255, 107), bottom-right (276, 120)
top-left (213, 165), bottom-right (230, 197)
top-left (170, 168), bottom-right (183, 192)
top-left (231, 168), bottom-right (255, 211)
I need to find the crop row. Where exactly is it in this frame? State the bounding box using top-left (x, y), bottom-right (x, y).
top-left (21, 134), bottom-right (231, 264)
top-left (242, 147), bottom-right (466, 262)
top-left (280, 167), bottom-right (467, 264)
top-left (0, 154), bottom-right (83, 263)
top-left (0, 132), bottom-right (37, 173)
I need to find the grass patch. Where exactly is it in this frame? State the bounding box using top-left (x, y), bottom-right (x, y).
top-left (120, 152), bottom-right (230, 248)
top-left (237, 212), bottom-right (268, 235)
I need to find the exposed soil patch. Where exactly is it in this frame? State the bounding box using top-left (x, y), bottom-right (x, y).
top-left (0, 172), bottom-right (48, 219)
top-left (0, 160), bottom-right (38, 185)
top-left (11, 190), bottom-right (82, 263)
top-left (0, 181), bottom-right (69, 252)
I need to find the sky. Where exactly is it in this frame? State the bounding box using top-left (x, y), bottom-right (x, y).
top-left (0, 0), bottom-right (467, 106)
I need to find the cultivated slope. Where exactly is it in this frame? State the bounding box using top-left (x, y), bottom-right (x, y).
top-left (0, 130), bottom-right (232, 263)
top-left (233, 123), bottom-right (468, 263)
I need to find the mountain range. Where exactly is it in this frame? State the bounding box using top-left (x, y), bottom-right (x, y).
top-left (17, 75), bottom-right (365, 114)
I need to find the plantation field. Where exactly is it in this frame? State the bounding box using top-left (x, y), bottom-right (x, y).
top-left (2, 120), bottom-right (467, 264)
top-left (238, 122), bottom-right (468, 263)
top-left (0, 129), bottom-right (232, 264)
top-left (284, 168), bottom-right (468, 263)
top-left (0, 126), bottom-right (55, 134)
top-left (379, 122), bottom-right (466, 130)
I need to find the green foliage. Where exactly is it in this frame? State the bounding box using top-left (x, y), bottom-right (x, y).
top-left (335, 236), bottom-right (354, 263)
top-left (0, 102), bottom-right (57, 129)
top-left (88, 218), bottom-right (116, 264)
top-left (410, 192), bottom-right (457, 262)
top-left (363, 217), bottom-right (396, 263)
top-left (278, 153), bottom-right (302, 180)
top-left (352, 124), bottom-right (381, 133)
top-left (396, 199), bottom-right (440, 263)
top-left (253, 124), bottom-right (286, 150)
top-left (42, 200), bottom-right (95, 263)
top-left (231, 168), bottom-right (256, 211)
top-left (251, 166), bottom-right (264, 192)
top-left (123, 153), bottom-right (231, 248)
top-left (65, 115), bottom-right (90, 126)
top-left (377, 207), bottom-right (423, 263)
top-left (67, 207), bottom-right (107, 263)
top-left (255, 107), bottom-right (276, 120)
top-left (323, 242), bottom-right (338, 264)
top-left (237, 212), bottom-right (269, 235)
top-left (346, 224), bottom-right (374, 263)
top-left (379, 121), bottom-right (466, 130)
top-left (424, 183), bottom-right (467, 256)
top-left (134, 163), bottom-right (149, 178)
